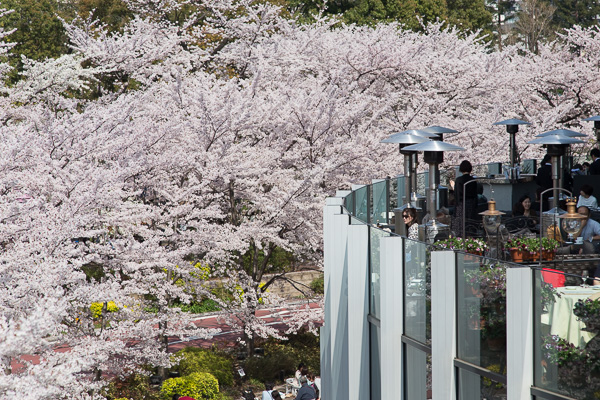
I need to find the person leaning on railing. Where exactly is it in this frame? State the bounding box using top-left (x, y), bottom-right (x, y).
top-left (403, 207), bottom-right (419, 240)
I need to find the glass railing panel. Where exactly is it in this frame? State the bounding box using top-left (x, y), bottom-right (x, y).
top-left (403, 238), bottom-right (431, 399)
top-left (369, 227), bottom-right (390, 319)
top-left (372, 180), bottom-right (388, 225)
top-left (404, 237), bottom-right (430, 344)
top-left (345, 191), bottom-right (355, 216)
top-left (458, 368), bottom-right (506, 400)
top-left (370, 323), bottom-right (381, 400)
top-left (521, 159), bottom-right (537, 175)
top-left (533, 268), bottom-right (599, 399)
top-left (389, 177), bottom-right (398, 210)
top-left (457, 253), bottom-right (507, 373)
top-left (355, 185), bottom-right (369, 222)
top-left (396, 175), bottom-right (405, 207)
top-left (405, 347), bottom-right (431, 400)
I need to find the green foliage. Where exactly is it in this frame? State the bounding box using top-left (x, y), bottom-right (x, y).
top-left (239, 245), bottom-right (296, 275)
top-left (310, 275), bottom-right (324, 294)
top-left (0, 0), bottom-right (69, 81)
top-left (76, 0), bottom-right (133, 32)
top-left (160, 372), bottom-right (219, 400)
top-left (104, 373), bottom-right (161, 400)
top-left (244, 330), bottom-right (320, 382)
top-left (446, 0), bottom-right (493, 34)
top-left (552, 0), bottom-right (600, 30)
top-left (173, 298), bottom-right (221, 313)
top-left (343, 0), bottom-right (448, 30)
top-left (81, 262), bottom-right (106, 283)
top-left (172, 347), bottom-right (234, 387)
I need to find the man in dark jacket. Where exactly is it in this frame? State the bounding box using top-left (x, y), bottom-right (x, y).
top-left (535, 154), bottom-right (552, 190)
top-left (295, 376), bottom-right (316, 400)
top-left (590, 148), bottom-right (600, 175)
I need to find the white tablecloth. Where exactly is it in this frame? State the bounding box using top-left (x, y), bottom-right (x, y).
top-left (542, 286), bottom-right (600, 347)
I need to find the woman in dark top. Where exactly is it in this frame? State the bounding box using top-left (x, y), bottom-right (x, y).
top-left (453, 160), bottom-right (478, 237)
top-left (513, 194), bottom-right (538, 218)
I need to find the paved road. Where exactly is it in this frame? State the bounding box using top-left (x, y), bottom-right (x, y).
top-left (169, 302), bottom-right (322, 352)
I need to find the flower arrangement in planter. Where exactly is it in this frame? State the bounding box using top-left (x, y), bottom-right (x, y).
top-left (504, 237), bottom-right (528, 262)
top-left (434, 237), bottom-right (488, 255)
top-left (464, 264), bottom-right (558, 345)
top-left (574, 298), bottom-right (600, 333)
top-left (541, 334), bottom-right (592, 391)
top-left (541, 238), bottom-right (560, 260)
top-left (504, 237), bottom-right (558, 262)
top-left (464, 263), bottom-right (506, 342)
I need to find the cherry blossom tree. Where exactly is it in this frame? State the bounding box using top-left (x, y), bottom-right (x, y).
top-left (2, 0), bottom-right (600, 396)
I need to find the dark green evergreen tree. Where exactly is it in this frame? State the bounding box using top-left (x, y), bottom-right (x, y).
top-left (446, 0), bottom-right (493, 33)
top-left (551, 0), bottom-right (600, 30)
top-left (0, 0), bottom-right (69, 80)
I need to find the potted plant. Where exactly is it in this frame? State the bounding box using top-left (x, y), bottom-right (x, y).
top-left (464, 263), bottom-right (507, 348)
top-left (434, 237), bottom-right (488, 256)
top-left (541, 334), bottom-right (591, 392)
top-left (504, 237), bottom-right (527, 262)
top-left (541, 238), bottom-right (560, 261)
top-left (573, 298), bottom-right (600, 333)
top-left (463, 238), bottom-right (488, 256)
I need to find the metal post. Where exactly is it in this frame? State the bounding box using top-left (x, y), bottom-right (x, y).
top-left (403, 151), bottom-right (412, 205)
top-left (428, 163), bottom-right (437, 221)
top-left (411, 153), bottom-right (418, 199)
top-left (509, 132), bottom-right (516, 169)
top-left (551, 156), bottom-right (560, 210)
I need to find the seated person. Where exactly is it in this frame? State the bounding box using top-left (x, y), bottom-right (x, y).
top-left (577, 206), bottom-right (600, 244)
top-left (577, 184), bottom-right (598, 209)
top-left (262, 383), bottom-right (285, 400)
top-left (513, 194), bottom-right (538, 219)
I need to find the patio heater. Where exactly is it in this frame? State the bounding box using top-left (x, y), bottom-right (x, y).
top-left (422, 125), bottom-right (459, 188)
top-left (492, 119), bottom-right (531, 181)
top-left (527, 133), bottom-right (584, 238)
top-left (402, 140), bottom-right (465, 243)
top-left (381, 132), bottom-right (431, 235)
top-left (582, 116), bottom-right (600, 143)
top-left (534, 129), bottom-right (587, 196)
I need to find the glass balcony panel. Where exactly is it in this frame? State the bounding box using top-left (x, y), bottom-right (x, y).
top-left (372, 180), bottom-right (388, 225)
top-left (355, 186), bottom-right (369, 222)
top-left (458, 368), bottom-right (507, 400)
top-left (369, 227), bottom-right (390, 319)
top-left (397, 175), bottom-right (406, 206)
top-left (457, 253), bottom-right (507, 371)
top-left (533, 269), bottom-right (599, 399)
top-left (405, 346), bottom-right (431, 400)
top-left (404, 238), bottom-right (430, 343)
top-left (370, 323), bottom-right (381, 400)
top-left (345, 192), bottom-right (355, 216)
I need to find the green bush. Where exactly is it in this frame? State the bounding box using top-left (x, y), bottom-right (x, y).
top-left (104, 373), bottom-right (161, 400)
top-left (160, 372), bottom-right (219, 399)
top-left (310, 275), bottom-right (324, 294)
top-left (172, 347), bottom-right (234, 387)
top-left (173, 298), bottom-right (221, 313)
